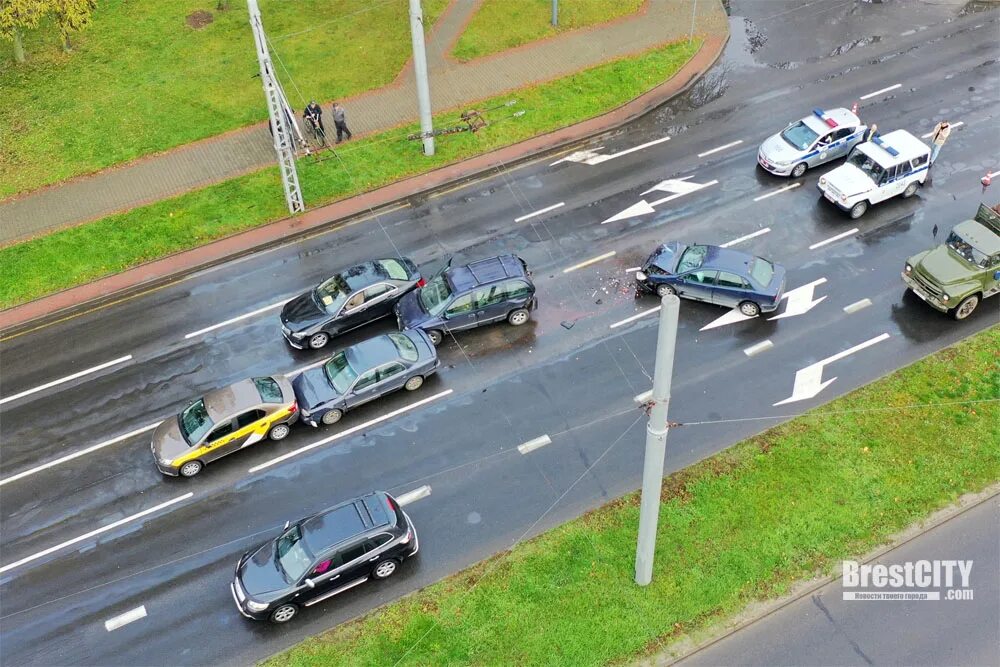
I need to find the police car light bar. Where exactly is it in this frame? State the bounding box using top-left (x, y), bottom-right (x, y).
top-left (871, 135), bottom-right (899, 157)
top-left (812, 108), bottom-right (825, 119)
top-left (812, 108), bottom-right (839, 128)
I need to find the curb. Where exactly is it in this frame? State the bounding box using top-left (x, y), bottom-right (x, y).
top-left (0, 31), bottom-right (729, 339)
top-left (636, 482), bottom-right (1000, 666)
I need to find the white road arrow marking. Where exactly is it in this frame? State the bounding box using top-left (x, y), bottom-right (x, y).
top-left (774, 333), bottom-right (890, 406)
top-left (768, 278), bottom-right (828, 320)
top-left (699, 308), bottom-right (757, 331)
top-left (602, 178), bottom-right (717, 224)
top-left (551, 137), bottom-right (670, 166)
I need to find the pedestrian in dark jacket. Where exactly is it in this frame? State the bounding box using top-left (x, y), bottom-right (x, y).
top-left (862, 123), bottom-right (878, 143)
top-left (332, 102), bottom-right (353, 143)
top-left (304, 100), bottom-right (324, 133)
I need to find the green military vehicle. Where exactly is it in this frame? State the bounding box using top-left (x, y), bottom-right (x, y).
top-left (902, 203), bottom-right (1000, 320)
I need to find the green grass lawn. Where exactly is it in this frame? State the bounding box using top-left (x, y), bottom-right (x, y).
top-left (264, 329), bottom-right (1000, 667)
top-left (0, 0), bottom-right (449, 199)
top-left (452, 0), bottom-right (645, 62)
top-left (0, 39), bottom-right (701, 309)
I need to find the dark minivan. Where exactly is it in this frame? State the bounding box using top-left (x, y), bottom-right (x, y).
top-left (394, 254), bottom-right (537, 345)
top-left (231, 491), bottom-right (418, 623)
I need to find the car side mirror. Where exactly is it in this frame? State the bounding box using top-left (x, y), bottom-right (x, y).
top-left (304, 578), bottom-right (315, 589)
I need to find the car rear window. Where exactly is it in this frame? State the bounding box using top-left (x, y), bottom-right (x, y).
top-left (377, 259), bottom-right (410, 281)
top-left (388, 333), bottom-right (419, 362)
top-left (362, 494), bottom-right (390, 527)
top-left (253, 377), bottom-right (284, 403)
top-left (749, 257), bottom-right (774, 286)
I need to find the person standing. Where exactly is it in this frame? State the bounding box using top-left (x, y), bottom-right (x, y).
top-left (929, 120), bottom-right (951, 165)
top-left (862, 123), bottom-right (878, 143)
top-left (304, 100), bottom-right (325, 145)
top-left (332, 102), bottom-right (353, 143)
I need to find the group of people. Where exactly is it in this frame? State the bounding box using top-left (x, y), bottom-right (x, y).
top-left (303, 100), bottom-right (352, 146)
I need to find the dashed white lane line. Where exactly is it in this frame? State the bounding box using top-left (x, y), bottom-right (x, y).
top-left (184, 298), bottom-right (290, 339)
top-left (0, 493), bottom-right (193, 575)
top-left (900, 29), bottom-right (916, 36)
top-left (843, 298), bottom-right (873, 314)
top-left (753, 183), bottom-right (801, 202)
top-left (698, 140), bottom-right (744, 158)
top-left (809, 228), bottom-right (859, 250)
top-left (0, 355), bottom-right (133, 407)
top-left (105, 606), bottom-right (148, 632)
top-left (744, 340), bottom-right (774, 357)
top-left (517, 435), bottom-right (552, 455)
top-left (859, 83), bottom-right (901, 100)
top-left (921, 121), bottom-right (963, 138)
top-left (396, 485), bottom-right (432, 506)
top-left (0, 422), bottom-right (159, 487)
top-left (720, 228), bottom-right (771, 248)
top-left (248, 390), bottom-right (454, 473)
top-left (610, 306), bottom-right (660, 329)
top-left (514, 202), bottom-right (564, 223)
top-left (562, 251), bottom-right (616, 274)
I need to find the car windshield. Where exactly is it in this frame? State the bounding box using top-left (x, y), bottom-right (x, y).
top-left (275, 525), bottom-right (313, 582)
top-left (676, 245), bottom-right (708, 273)
top-left (845, 149), bottom-right (886, 182)
top-left (178, 398), bottom-right (213, 445)
top-left (749, 257), bottom-right (774, 286)
top-left (376, 258), bottom-right (409, 281)
top-left (780, 121), bottom-right (819, 151)
top-left (313, 275), bottom-right (351, 314)
top-left (419, 274), bottom-right (452, 316)
top-left (945, 231), bottom-right (991, 268)
top-left (324, 352), bottom-right (358, 394)
top-left (389, 333), bottom-right (418, 362)
top-left (253, 377), bottom-right (284, 403)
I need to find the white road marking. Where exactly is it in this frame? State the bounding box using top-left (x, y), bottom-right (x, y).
top-left (610, 306), bottom-right (660, 329)
top-left (0, 493), bottom-right (193, 575)
top-left (859, 83), bottom-right (901, 100)
top-left (602, 179), bottom-right (718, 224)
top-left (843, 298), bottom-right (872, 314)
top-left (184, 298), bottom-right (290, 339)
top-left (744, 340), bottom-right (774, 357)
top-left (697, 140), bottom-right (743, 158)
top-left (551, 137), bottom-right (670, 166)
top-left (105, 606), bottom-right (147, 632)
top-left (700, 308), bottom-right (756, 331)
top-left (514, 202), bottom-right (564, 222)
top-left (753, 182), bottom-right (801, 202)
top-left (768, 277), bottom-right (828, 320)
top-left (625, 267), bottom-right (641, 273)
top-left (549, 147), bottom-right (604, 165)
top-left (809, 228), bottom-right (859, 250)
top-left (774, 333), bottom-right (890, 406)
top-left (517, 435), bottom-right (552, 455)
top-left (0, 355), bottom-right (133, 407)
top-left (562, 251), bottom-right (616, 273)
top-left (0, 422), bottom-right (159, 487)
top-left (921, 121), bottom-right (963, 138)
top-left (396, 485), bottom-right (432, 506)
top-left (248, 390), bottom-right (454, 473)
top-left (900, 29), bottom-right (916, 36)
top-left (720, 227), bottom-right (771, 248)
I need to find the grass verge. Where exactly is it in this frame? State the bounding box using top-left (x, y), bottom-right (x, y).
top-left (264, 328), bottom-right (1000, 666)
top-left (0, 0), bottom-right (449, 199)
top-left (0, 38), bottom-right (701, 309)
top-left (451, 0), bottom-right (645, 62)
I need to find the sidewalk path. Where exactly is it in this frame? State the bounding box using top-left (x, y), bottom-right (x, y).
top-left (0, 0), bottom-right (727, 246)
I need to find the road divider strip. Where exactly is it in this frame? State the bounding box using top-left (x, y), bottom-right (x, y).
top-left (248, 390), bottom-right (454, 473)
top-left (720, 228), bottom-right (771, 248)
top-left (563, 251), bottom-right (616, 274)
top-left (184, 298), bottom-right (290, 340)
top-left (843, 298), bottom-right (873, 314)
top-left (753, 183), bottom-right (801, 202)
top-left (517, 435), bottom-right (552, 455)
top-left (0, 493), bottom-right (193, 575)
top-left (396, 485), bottom-right (432, 506)
top-left (105, 606), bottom-right (148, 632)
top-left (809, 228), bottom-right (858, 250)
top-left (744, 340), bottom-right (774, 357)
top-left (697, 140), bottom-right (743, 158)
top-left (922, 121), bottom-right (963, 138)
top-left (610, 306), bottom-right (660, 329)
top-left (0, 355), bottom-right (133, 407)
top-left (859, 83), bottom-right (901, 100)
top-left (514, 203), bottom-right (565, 222)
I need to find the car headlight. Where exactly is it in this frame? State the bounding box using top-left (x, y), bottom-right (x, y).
top-left (158, 456), bottom-right (173, 466)
top-left (291, 330), bottom-right (306, 339)
top-left (245, 599), bottom-right (269, 612)
top-left (941, 294), bottom-right (950, 303)
top-left (819, 177), bottom-right (826, 186)
top-left (840, 194), bottom-right (848, 203)
top-left (635, 270), bottom-right (647, 281)
top-left (904, 264), bottom-right (912, 274)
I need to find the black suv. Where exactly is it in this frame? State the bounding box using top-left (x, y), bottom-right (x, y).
top-left (394, 254), bottom-right (537, 345)
top-left (231, 491), bottom-right (418, 623)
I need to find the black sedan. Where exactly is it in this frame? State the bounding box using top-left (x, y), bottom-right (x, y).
top-left (291, 329), bottom-right (439, 426)
top-left (280, 258), bottom-right (424, 350)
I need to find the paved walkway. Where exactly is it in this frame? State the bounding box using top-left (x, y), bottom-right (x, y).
top-left (0, 0), bottom-right (727, 246)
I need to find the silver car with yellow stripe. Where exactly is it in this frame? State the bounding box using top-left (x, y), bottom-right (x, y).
top-left (758, 107), bottom-right (866, 178)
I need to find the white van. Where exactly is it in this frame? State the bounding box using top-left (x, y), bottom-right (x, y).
top-left (817, 129), bottom-right (931, 219)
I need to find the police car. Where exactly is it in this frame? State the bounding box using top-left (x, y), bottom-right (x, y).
top-left (758, 108), bottom-right (866, 178)
top-left (817, 130), bottom-right (930, 219)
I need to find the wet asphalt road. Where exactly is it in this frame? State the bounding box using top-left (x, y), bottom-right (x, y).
top-left (1, 1), bottom-right (998, 665)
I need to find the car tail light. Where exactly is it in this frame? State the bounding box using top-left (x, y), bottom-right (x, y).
top-left (286, 401), bottom-right (298, 415)
top-left (400, 527), bottom-right (412, 544)
top-left (386, 495), bottom-right (398, 512)
top-left (416, 278), bottom-right (426, 288)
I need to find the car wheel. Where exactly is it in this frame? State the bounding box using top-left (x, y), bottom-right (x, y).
top-left (849, 201), bottom-right (868, 219)
top-left (902, 181), bottom-right (919, 198)
top-left (952, 294), bottom-right (979, 320)
top-left (270, 604), bottom-right (298, 623)
top-left (404, 376), bottom-right (424, 391)
top-left (427, 329), bottom-right (444, 346)
top-left (507, 308), bottom-right (530, 326)
top-left (179, 460), bottom-right (203, 478)
top-left (791, 162), bottom-right (808, 178)
top-left (321, 408), bottom-right (343, 425)
top-left (372, 558), bottom-right (399, 580)
top-left (268, 423), bottom-right (291, 441)
top-left (308, 332), bottom-right (329, 349)
top-left (656, 284), bottom-right (677, 297)
top-left (738, 301), bottom-right (761, 317)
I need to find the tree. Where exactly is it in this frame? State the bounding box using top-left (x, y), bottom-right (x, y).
top-left (51, 0), bottom-right (97, 52)
top-left (0, 0), bottom-right (51, 63)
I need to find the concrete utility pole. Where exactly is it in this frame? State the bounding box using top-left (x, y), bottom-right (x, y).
top-left (552, 0), bottom-right (559, 27)
top-left (247, 0), bottom-right (304, 214)
top-left (634, 294), bottom-right (680, 586)
top-left (408, 0), bottom-right (435, 156)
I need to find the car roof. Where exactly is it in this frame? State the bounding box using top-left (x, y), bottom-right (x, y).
top-left (345, 334), bottom-right (404, 370)
top-left (858, 129), bottom-right (929, 165)
top-left (302, 492), bottom-right (391, 552)
top-left (802, 107), bottom-right (860, 135)
top-left (338, 261), bottom-right (393, 292)
top-left (696, 244), bottom-right (756, 274)
top-left (202, 378), bottom-right (267, 421)
top-left (954, 220), bottom-right (1000, 255)
top-left (447, 255), bottom-right (527, 293)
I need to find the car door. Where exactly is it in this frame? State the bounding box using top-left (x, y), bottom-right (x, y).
top-left (198, 418), bottom-right (238, 463)
top-left (712, 272), bottom-right (753, 308)
top-left (375, 361), bottom-right (408, 394)
top-left (331, 539), bottom-right (372, 584)
top-left (809, 131), bottom-right (835, 166)
top-left (345, 368), bottom-right (380, 409)
top-left (676, 270), bottom-right (718, 303)
top-left (441, 293), bottom-right (477, 331)
top-left (830, 127), bottom-right (857, 159)
top-left (299, 549), bottom-right (344, 603)
top-left (331, 290), bottom-right (372, 334)
top-left (878, 164), bottom-right (906, 202)
top-left (472, 284), bottom-right (508, 326)
top-left (361, 283), bottom-right (399, 320)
